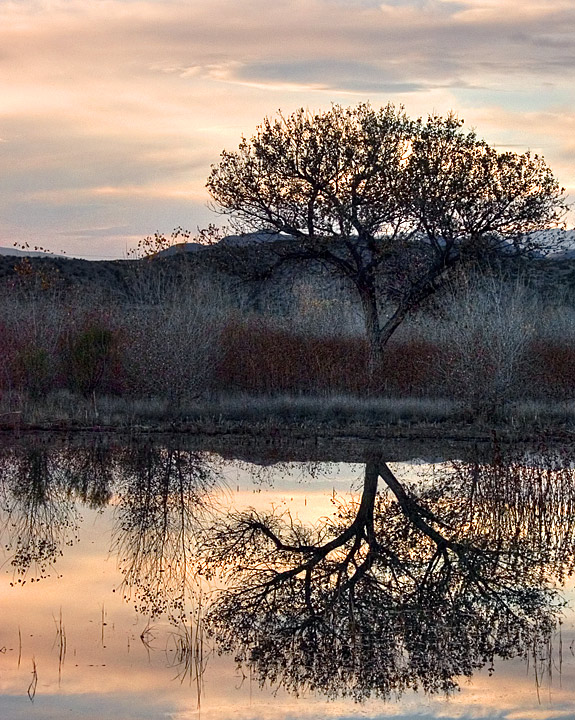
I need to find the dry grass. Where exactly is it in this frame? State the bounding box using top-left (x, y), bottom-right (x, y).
top-left (2, 270), bottom-right (575, 428)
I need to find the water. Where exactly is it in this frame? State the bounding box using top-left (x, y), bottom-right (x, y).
top-left (1, 434), bottom-right (574, 719)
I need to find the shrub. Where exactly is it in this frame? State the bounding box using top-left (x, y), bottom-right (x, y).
top-left (13, 345), bottom-right (53, 399)
top-left (215, 319), bottom-right (366, 394)
top-left (61, 321), bottom-right (120, 397)
top-left (375, 339), bottom-right (442, 396)
top-left (214, 319), bottom-right (441, 396)
top-left (525, 341), bottom-right (575, 399)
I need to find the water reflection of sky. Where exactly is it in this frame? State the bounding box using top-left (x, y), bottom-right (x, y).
top-left (1, 455), bottom-right (574, 720)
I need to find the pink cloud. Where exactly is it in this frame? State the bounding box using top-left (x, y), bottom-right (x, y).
top-left (0, 0), bottom-right (573, 256)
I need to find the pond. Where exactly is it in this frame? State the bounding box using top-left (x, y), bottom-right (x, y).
top-left (1, 433), bottom-right (574, 719)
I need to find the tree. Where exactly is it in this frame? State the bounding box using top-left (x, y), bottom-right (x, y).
top-left (207, 104), bottom-right (567, 364)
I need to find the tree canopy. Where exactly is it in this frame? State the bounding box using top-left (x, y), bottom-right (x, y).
top-left (207, 104), bottom-right (567, 360)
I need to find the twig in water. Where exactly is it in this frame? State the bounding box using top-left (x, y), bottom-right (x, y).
top-left (27, 657), bottom-right (38, 702)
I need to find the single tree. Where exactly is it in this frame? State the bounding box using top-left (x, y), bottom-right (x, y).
top-left (207, 104), bottom-right (567, 364)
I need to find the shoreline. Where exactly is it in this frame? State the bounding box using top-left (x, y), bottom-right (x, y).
top-left (2, 410), bottom-right (575, 445)
top-left (2, 392), bottom-right (575, 451)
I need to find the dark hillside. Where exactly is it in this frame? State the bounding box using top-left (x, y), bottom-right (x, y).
top-left (0, 255), bottom-right (136, 299)
top-left (0, 241), bottom-right (355, 315)
top-left (1, 238), bottom-right (575, 309)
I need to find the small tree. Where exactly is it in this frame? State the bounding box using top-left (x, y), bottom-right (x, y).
top-left (207, 104), bottom-right (567, 364)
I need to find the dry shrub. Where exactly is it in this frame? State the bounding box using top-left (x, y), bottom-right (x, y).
top-left (375, 339), bottom-right (442, 396)
top-left (423, 277), bottom-right (537, 412)
top-left (0, 320), bottom-right (18, 391)
top-left (12, 345), bottom-right (54, 399)
top-left (119, 308), bottom-right (217, 402)
top-left (215, 319), bottom-right (368, 394)
top-left (119, 279), bottom-right (229, 403)
top-left (59, 317), bottom-right (122, 396)
top-left (0, 304), bottom-right (61, 396)
top-left (5, 261), bottom-right (575, 410)
top-left (525, 341), bottom-right (575, 399)
top-left (215, 320), bottom-right (441, 396)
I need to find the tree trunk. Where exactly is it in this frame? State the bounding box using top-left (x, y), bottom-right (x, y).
top-left (358, 282), bottom-right (411, 372)
top-left (357, 283), bottom-right (383, 371)
top-left (378, 303), bottom-right (411, 348)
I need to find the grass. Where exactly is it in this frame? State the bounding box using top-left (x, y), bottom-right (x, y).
top-left (181, 393), bottom-right (459, 424)
top-left (4, 389), bottom-right (575, 442)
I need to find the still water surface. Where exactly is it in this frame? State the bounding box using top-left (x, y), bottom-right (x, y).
top-left (1, 435), bottom-right (574, 719)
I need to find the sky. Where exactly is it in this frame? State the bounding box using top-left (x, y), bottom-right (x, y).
top-left (1, 0), bottom-right (574, 260)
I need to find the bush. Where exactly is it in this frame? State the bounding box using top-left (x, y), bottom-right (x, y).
top-left (215, 319), bottom-right (366, 394)
top-left (61, 321), bottom-right (120, 396)
top-left (13, 345), bottom-right (53, 399)
top-left (375, 339), bottom-right (441, 396)
top-left (214, 320), bottom-right (441, 396)
top-left (525, 341), bottom-right (575, 399)
top-left (119, 290), bottom-right (223, 403)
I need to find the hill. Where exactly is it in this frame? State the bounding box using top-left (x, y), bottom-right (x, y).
top-left (1, 231), bottom-right (575, 309)
top-left (0, 246), bottom-right (61, 258)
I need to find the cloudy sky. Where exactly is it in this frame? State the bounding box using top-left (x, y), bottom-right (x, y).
top-left (1, 0), bottom-right (574, 259)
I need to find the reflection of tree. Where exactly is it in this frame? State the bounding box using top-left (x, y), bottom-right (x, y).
top-left (0, 438), bottom-right (220, 622)
top-left (0, 444), bottom-right (80, 580)
top-left (60, 440), bottom-right (116, 508)
top-left (112, 445), bottom-right (219, 622)
top-left (229, 459), bottom-right (343, 488)
top-left (202, 446), bottom-right (575, 700)
top-left (0, 438), bottom-right (122, 579)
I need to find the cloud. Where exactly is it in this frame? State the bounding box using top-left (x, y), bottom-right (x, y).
top-left (0, 0), bottom-right (573, 257)
top-left (3, 1), bottom-right (574, 93)
top-left (232, 60), bottom-right (429, 94)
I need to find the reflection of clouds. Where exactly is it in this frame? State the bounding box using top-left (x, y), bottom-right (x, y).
top-left (174, 658), bottom-right (575, 720)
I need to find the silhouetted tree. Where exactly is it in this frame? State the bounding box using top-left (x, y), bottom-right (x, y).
top-left (208, 104), bottom-right (567, 363)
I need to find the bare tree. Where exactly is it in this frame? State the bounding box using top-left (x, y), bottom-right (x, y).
top-left (207, 104), bottom-right (567, 364)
